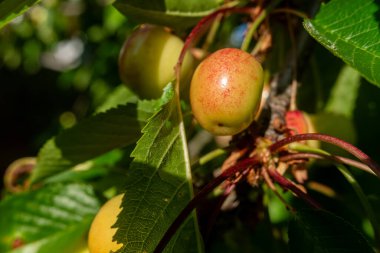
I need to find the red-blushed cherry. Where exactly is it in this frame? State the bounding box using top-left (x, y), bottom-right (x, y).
top-left (190, 48), bottom-right (264, 136)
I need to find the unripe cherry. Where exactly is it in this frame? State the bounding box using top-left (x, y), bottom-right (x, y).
top-left (119, 25), bottom-right (193, 99)
top-left (88, 194), bottom-right (123, 253)
top-left (190, 48), bottom-right (264, 136)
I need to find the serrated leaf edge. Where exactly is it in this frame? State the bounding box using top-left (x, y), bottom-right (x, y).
top-left (303, 19), bottom-right (380, 86)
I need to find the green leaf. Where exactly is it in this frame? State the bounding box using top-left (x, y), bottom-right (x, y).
top-left (30, 100), bottom-right (159, 183)
top-left (0, 0), bottom-right (40, 29)
top-left (266, 186), bottom-right (291, 224)
top-left (288, 209), bottom-right (374, 253)
top-left (95, 85), bottom-right (138, 114)
top-left (43, 166), bottom-right (109, 184)
top-left (42, 149), bottom-right (124, 184)
top-left (113, 0), bottom-right (223, 30)
top-left (114, 90), bottom-right (203, 252)
top-left (325, 65), bottom-right (361, 118)
top-left (304, 0), bottom-right (380, 87)
top-left (0, 183), bottom-right (100, 253)
top-left (336, 165), bottom-right (380, 244)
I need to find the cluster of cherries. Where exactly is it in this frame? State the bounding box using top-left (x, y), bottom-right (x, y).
top-left (88, 24), bottom-right (362, 253)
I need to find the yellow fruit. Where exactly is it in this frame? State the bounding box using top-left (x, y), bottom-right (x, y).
top-left (119, 25), bottom-right (194, 99)
top-left (88, 194), bottom-right (123, 253)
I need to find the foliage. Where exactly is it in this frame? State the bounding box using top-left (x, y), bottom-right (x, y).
top-left (304, 0), bottom-right (380, 86)
top-left (0, 183), bottom-right (99, 252)
top-left (1, 0), bottom-right (380, 253)
top-left (288, 209), bottom-right (374, 253)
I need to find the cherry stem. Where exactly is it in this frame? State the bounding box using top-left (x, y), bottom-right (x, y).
top-left (204, 184), bottom-right (235, 241)
top-left (199, 148), bottom-right (227, 166)
top-left (266, 168), bottom-right (321, 209)
top-left (272, 8), bottom-right (309, 19)
top-left (174, 6), bottom-right (255, 91)
top-left (269, 133), bottom-right (380, 178)
top-left (240, 0), bottom-right (282, 52)
top-left (201, 13), bottom-right (222, 52)
top-left (153, 156), bottom-right (259, 253)
top-left (262, 169), bottom-right (296, 213)
top-left (279, 152), bottom-right (374, 175)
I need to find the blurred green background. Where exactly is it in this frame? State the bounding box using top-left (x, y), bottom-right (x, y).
top-left (0, 0), bottom-right (136, 186)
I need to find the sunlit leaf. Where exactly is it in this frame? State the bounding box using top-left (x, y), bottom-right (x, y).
top-left (95, 85), bottom-right (138, 113)
top-left (304, 0), bottom-right (380, 87)
top-left (114, 85), bottom-right (203, 253)
top-left (0, 183), bottom-right (99, 253)
top-left (0, 0), bottom-right (40, 29)
top-left (113, 0), bottom-right (223, 30)
top-left (325, 65), bottom-right (361, 118)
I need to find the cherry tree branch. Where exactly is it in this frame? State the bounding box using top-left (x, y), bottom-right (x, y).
top-left (264, 0), bottom-right (321, 140)
top-left (266, 168), bottom-right (321, 209)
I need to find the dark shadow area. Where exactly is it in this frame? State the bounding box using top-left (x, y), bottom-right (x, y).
top-left (299, 42), bottom-right (344, 113)
top-left (55, 104), bottom-right (141, 163)
top-left (354, 78), bottom-right (380, 159)
top-left (0, 68), bottom-right (78, 188)
top-left (374, 0), bottom-right (380, 32)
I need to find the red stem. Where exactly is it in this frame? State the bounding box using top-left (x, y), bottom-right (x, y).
top-left (269, 133), bottom-right (380, 178)
top-left (266, 168), bottom-right (321, 209)
top-left (279, 152), bottom-right (374, 175)
top-left (204, 184), bottom-right (235, 241)
top-left (175, 6), bottom-right (254, 83)
top-left (153, 156), bottom-right (259, 253)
